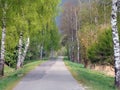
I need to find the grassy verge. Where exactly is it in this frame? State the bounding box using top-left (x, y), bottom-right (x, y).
top-left (4, 65), bottom-right (14, 76)
top-left (64, 58), bottom-right (116, 90)
top-left (0, 60), bottom-right (45, 90)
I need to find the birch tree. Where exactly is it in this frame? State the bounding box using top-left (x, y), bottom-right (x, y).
top-left (74, 8), bottom-right (80, 63)
top-left (60, 4), bottom-right (74, 61)
top-left (0, 0), bottom-right (11, 76)
top-left (0, 9), bottom-right (6, 75)
top-left (21, 37), bottom-right (30, 66)
top-left (0, 0), bottom-right (60, 73)
top-left (111, 0), bottom-right (120, 87)
top-left (15, 0), bottom-right (34, 69)
top-left (17, 33), bottom-right (23, 69)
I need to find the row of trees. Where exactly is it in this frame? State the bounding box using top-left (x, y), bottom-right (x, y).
top-left (60, 0), bottom-right (120, 87)
top-left (0, 0), bottom-right (60, 76)
top-left (60, 0), bottom-right (112, 65)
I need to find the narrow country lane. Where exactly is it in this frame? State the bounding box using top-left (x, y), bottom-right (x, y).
top-left (13, 56), bottom-right (85, 90)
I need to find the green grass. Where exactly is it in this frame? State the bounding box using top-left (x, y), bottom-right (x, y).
top-left (64, 59), bottom-right (117, 90)
top-left (4, 65), bottom-right (14, 76)
top-left (0, 60), bottom-right (45, 90)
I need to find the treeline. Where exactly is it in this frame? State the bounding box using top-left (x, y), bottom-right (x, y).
top-left (60, 0), bottom-right (115, 67)
top-left (0, 0), bottom-right (60, 76)
top-left (60, 0), bottom-right (120, 88)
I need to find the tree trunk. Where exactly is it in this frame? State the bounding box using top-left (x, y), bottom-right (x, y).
top-left (68, 45), bottom-right (72, 61)
top-left (70, 46), bottom-right (72, 61)
top-left (104, 1), bottom-right (107, 25)
top-left (0, 27), bottom-right (5, 76)
top-left (75, 8), bottom-right (80, 63)
top-left (68, 45), bottom-right (71, 60)
top-left (40, 45), bottom-right (43, 59)
top-left (111, 0), bottom-right (120, 87)
top-left (50, 48), bottom-right (54, 58)
top-left (71, 28), bottom-right (74, 62)
top-left (118, 0), bottom-right (120, 12)
top-left (21, 37), bottom-right (30, 67)
top-left (89, 0), bottom-right (92, 24)
top-left (71, 45), bottom-right (74, 62)
top-left (17, 33), bottom-right (23, 69)
top-left (0, 8), bottom-right (6, 76)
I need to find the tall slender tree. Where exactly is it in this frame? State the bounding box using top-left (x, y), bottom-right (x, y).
top-left (0, 0), bottom-right (11, 76)
top-left (74, 8), bottom-right (80, 63)
top-left (111, 0), bottom-right (120, 87)
top-left (17, 33), bottom-right (23, 69)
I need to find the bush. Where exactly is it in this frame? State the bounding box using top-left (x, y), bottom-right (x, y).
top-left (88, 29), bottom-right (114, 65)
top-left (5, 51), bottom-right (17, 68)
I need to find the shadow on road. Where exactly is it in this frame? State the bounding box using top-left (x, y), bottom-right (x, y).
top-left (22, 60), bottom-right (57, 82)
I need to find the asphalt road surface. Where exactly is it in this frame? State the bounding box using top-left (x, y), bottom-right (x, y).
top-left (14, 56), bottom-right (85, 90)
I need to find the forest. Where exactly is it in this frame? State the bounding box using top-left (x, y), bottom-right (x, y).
top-left (0, 0), bottom-right (60, 74)
top-left (0, 0), bottom-right (120, 90)
top-left (60, 0), bottom-right (120, 88)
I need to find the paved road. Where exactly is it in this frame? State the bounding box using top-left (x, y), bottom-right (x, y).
top-left (14, 56), bottom-right (85, 90)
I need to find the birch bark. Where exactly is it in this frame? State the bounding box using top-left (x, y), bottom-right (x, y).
top-left (0, 8), bottom-right (6, 76)
top-left (111, 0), bottom-right (120, 87)
top-left (21, 37), bottom-right (30, 67)
top-left (17, 33), bottom-right (23, 69)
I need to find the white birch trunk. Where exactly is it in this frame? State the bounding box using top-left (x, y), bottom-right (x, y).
top-left (0, 8), bottom-right (6, 76)
top-left (21, 37), bottom-right (30, 67)
top-left (118, 0), bottom-right (120, 12)
top-left (111, 0), bottom-right (120, 87)
top-left (1, 25), bottom-right (6, 60)
top-left (17, 33), bottom-right (23, 69)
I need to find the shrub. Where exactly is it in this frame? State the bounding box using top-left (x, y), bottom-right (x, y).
top-left (88, 29), bottom-right (114, 65)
